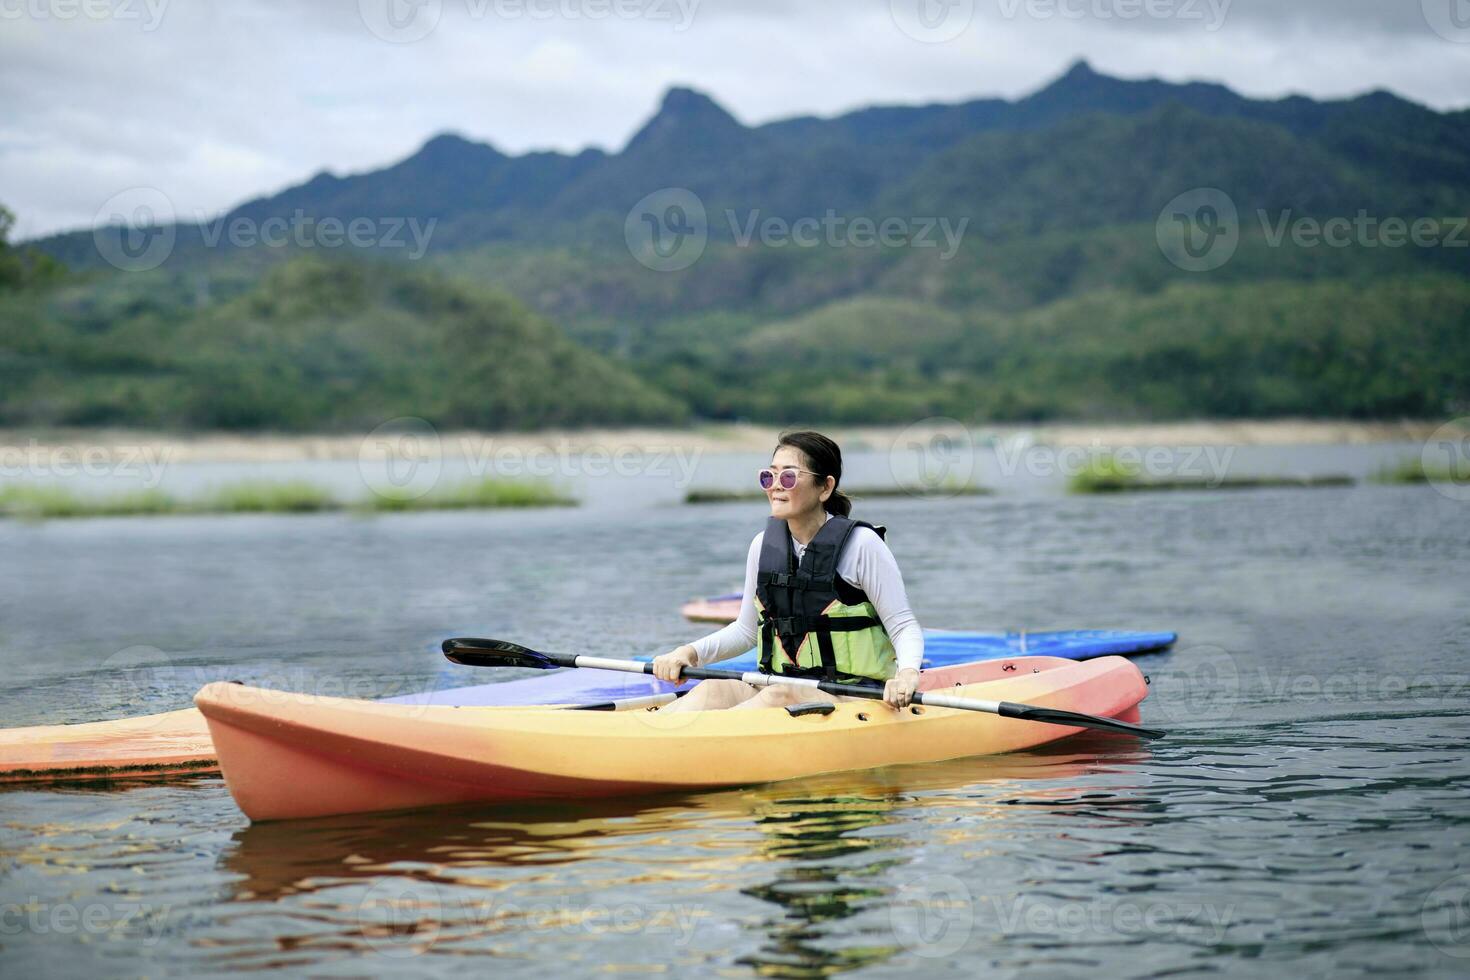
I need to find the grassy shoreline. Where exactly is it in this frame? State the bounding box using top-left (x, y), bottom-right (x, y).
top-left (0, 477), bottom-right (576, 520)
top-left (0, 419), bottom-right (1451, 465)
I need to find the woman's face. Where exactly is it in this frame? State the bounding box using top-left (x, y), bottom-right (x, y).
top-left (765, 445), bottom-right (833, 520)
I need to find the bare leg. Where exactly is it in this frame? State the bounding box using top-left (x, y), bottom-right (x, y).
top-left (658, 679), bottom-right (760, 713)
top-left (731, 684), bottom-right (843, 710)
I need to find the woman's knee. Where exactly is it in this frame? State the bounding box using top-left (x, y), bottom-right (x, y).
top-left (741, 684), bottom-right (817, 708)
top-left (673, 679), bottom-right (756, 711)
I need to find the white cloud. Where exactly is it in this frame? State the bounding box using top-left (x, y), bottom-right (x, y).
top-left (3, 0), bottom-right (1468, 237)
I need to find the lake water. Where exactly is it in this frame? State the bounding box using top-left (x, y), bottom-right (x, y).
top-left (2, 442), bottom-right (1468, 977)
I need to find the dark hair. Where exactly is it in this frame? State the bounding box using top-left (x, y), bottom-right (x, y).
top-left (775, 430), bottom-right (851, 517)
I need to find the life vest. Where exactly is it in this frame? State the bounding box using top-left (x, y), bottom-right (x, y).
top-left (755, 515), bottom-right (898, 683)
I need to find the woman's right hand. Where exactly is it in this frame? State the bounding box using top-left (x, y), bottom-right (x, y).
top-left (652, 645), bottom-right (699, 682)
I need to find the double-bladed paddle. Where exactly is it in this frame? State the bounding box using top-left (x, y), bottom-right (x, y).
top-left (443, 637), bottom-right (1165, 739)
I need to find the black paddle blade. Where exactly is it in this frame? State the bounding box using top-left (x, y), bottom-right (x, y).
top-left (997, 701), bottom-right (1166, 740)
top-left (442, 637), bottom-right (558, 670)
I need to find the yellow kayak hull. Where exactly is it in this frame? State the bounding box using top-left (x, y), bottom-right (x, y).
top-left (195, 656), bottom-right (1150, 821)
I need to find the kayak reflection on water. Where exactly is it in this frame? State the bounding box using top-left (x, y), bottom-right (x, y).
top-left (653, 431), bottom-right (924, 712)
top-left (214, 746), bottom-right (1142, 969)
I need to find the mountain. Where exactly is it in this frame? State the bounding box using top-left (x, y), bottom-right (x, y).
top-left (31, 60), bottom-right (1470, 263)
top-left (11, 60), bottom-right (1470, 430)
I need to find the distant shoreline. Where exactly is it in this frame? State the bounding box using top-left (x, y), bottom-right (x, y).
top-left (0, 420), bottom-right (1448, 465)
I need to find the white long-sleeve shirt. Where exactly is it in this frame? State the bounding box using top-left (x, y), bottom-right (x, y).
top-left (690, 516), bottom-right (925, 673)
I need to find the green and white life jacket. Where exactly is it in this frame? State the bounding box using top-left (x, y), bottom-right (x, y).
top-left (755, 515), bottom-right (898, 684)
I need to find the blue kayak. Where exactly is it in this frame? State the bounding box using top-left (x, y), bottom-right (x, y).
top-left (388, 629), bottom-right (1176, 707)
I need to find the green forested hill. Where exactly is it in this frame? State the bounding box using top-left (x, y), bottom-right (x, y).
top-left (705, 275), bottom-right (1470, 422)
top-left (8, 62), bottom-right (1470, 430)
top-left (0, 259), bottom-right (683, 430)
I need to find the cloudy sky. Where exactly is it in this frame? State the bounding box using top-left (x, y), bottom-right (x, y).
top-left (3, 0), bottom-right (1468, 239)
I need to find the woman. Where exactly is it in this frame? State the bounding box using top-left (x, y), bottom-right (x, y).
top-left (653, 431), bottom-right (923, 711)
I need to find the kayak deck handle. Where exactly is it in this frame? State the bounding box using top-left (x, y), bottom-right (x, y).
top-left (785, 702), bottom-right (837, 718)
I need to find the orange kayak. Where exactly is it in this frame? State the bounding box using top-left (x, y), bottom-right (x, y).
top-left (195, 655), bottom-right (1149, 822)
top-left (679, 594), bottom-right (741, 623)
top-left (0, 709), bottom-right (215, 783)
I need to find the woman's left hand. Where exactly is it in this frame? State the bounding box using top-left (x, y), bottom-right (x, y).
top-left (883, 668), bottom-right (920, 708)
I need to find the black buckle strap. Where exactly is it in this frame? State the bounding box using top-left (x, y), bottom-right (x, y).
top-left (816, 629), bottom-right (838, 682)
top-left (815, 615), bottom-right (882, 632)
top-left (762, 571), bottom-right (821, 590)
top-left (767, 614), bottom-right (880, 636)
